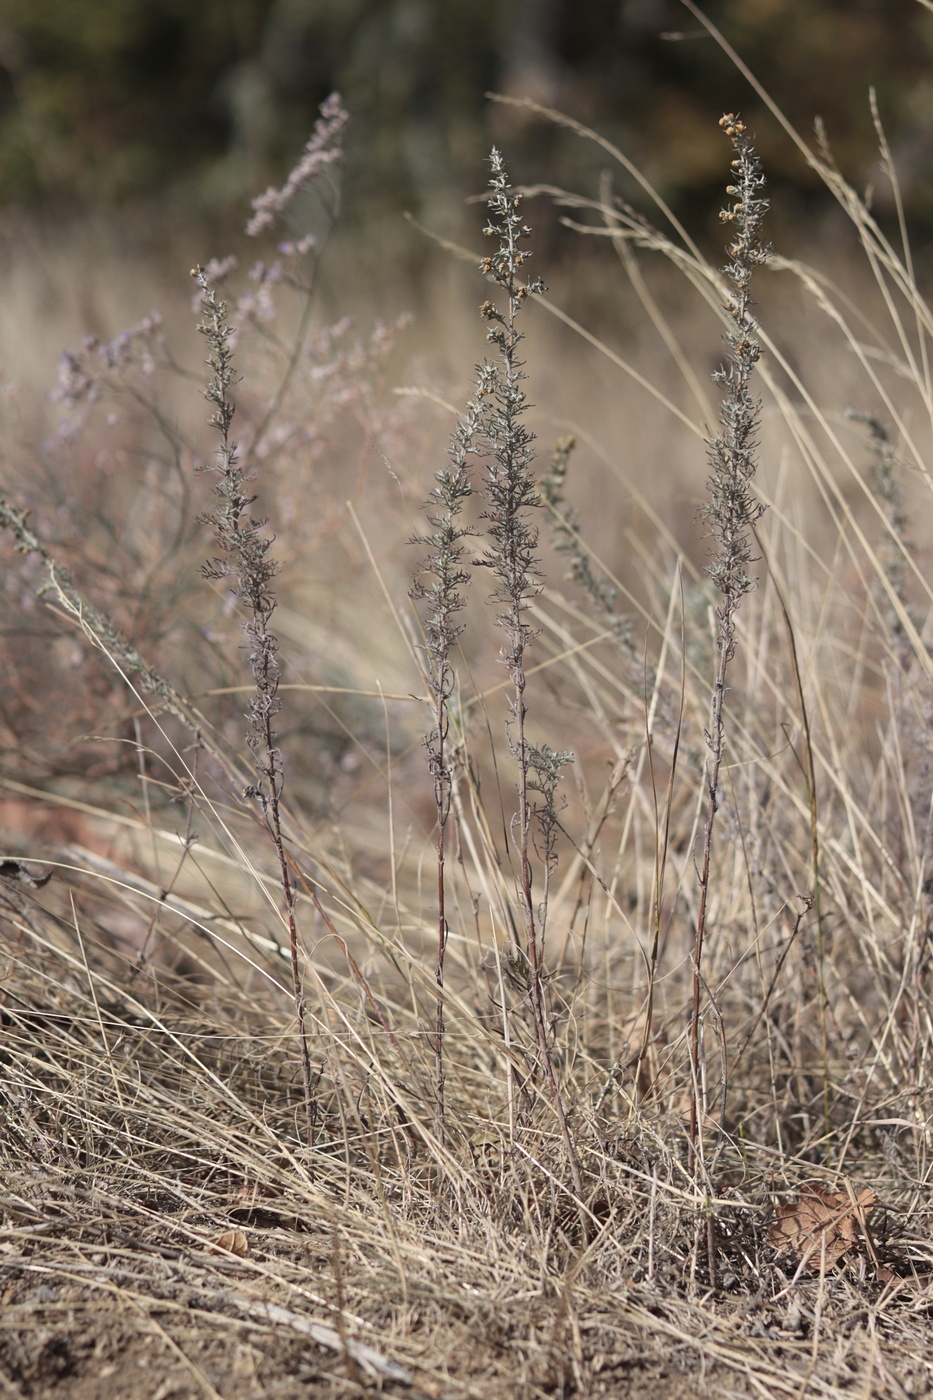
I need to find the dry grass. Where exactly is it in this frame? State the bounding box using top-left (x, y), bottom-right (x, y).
top-left (2, 72), bottom-right (933, 1400)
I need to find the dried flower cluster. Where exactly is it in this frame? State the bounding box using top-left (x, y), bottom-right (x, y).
top-left (246, 92), bottom-right (349, 237)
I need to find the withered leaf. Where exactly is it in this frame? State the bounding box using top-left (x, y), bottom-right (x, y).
top-left (209, 1229), bottom-right (249, 1256)
top-left (767, 1182), bottom-right (877, 1271)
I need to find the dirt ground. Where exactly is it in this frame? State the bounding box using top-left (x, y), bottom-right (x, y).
top-left (3, 1157), bottom-right (933, 1400)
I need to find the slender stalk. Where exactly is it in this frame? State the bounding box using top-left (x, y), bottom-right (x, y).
top-left (689, 115), bottom-right (770, 1150)
top-left (761, 528), bottom-right (831, 1156)
top-left (477, 152), bottom-right (547, 1060)
top-left (411, 404), bottom-right (477, 1144)
top-left (476, 151), bottom-right (581, 1193)
top-left (192, 266), bottom-right (317, 1154)
top-left (432, 693), bottom-right (449, 1142)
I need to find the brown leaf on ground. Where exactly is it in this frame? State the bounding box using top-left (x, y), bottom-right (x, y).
top-left (209, 1229), bottom-right (249, 1256)
top-left (767, 1182), bottom-right (877, 1271)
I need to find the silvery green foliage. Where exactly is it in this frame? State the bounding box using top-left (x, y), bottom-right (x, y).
top-left (194, 271), bottom-right (284, 811)
top-left (476, 148), bottom-right (547, 675)
top-left (704, 113), bottom-right (771, 647)
top-left (689, 115), bottom-right (771, 1149)
top-left (410, 399), bottom-right (478, 791)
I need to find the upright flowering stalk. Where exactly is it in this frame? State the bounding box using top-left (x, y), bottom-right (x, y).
top-left (192, 266), bottom-right (317, 1153)
top-left (475, 151), bottom-right (579, 1188)
top-left (477, 151), bottom-right (547, 1055)
top-left (690, 115), bottom-right (770, 1150)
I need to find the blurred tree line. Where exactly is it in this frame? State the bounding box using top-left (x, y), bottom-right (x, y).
top-left (0, 0), bottom-right (930, 238)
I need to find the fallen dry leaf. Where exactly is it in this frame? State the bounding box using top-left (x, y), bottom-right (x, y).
top-left (767, 1182), bottom-right (877, 1271)
top-left (209, 1229), bottom-right (249, 1256)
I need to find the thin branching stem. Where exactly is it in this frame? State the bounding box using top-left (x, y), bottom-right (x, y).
top-left (476, 150), bottom-right (581, 1193)
top-left (192, 266), bottom-right (317, 1154)
top-left (690, 116), bottom-right (770, 1151)
top-left (411, 395), bottom-right (477, 1144)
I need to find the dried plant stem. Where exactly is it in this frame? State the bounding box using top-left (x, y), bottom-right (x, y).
top-left (691, 643), bottom-right (729, 1144)
top-left (192, 266), bottom-right (316, 1153)
top-left (640, 608), bottom-right (685, 1089)
top-left (477, 151), bottom-right (581, 1193)
top-left (431, 699), bottom-right (450, 1140)
top-left (478, 155), bottom-right (546, 1063)
top-left (411, 391), bottom-right (477, 1144)
top-left (762, 533), bottom-right (831, 1154)
top-left (689, 116), bottom-right (769, 1151)
top-left (0, 499), bottom-right (185, 722)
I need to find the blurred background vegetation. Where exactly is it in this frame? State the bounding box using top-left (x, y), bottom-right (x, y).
top-left (0, 0), bottom-right (930, 259)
